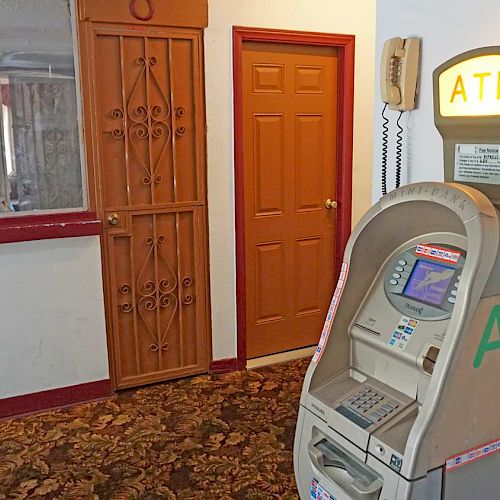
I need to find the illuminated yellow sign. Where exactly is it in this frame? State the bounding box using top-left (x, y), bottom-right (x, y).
top-left (439, 55), bottom-right (500, 116)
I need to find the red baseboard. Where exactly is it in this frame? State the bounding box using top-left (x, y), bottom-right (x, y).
top-left (0, 379), bottom-right (113, 419)
top-left (210, 357), bottom-right (245, 374)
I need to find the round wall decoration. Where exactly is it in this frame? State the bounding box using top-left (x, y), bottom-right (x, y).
top-left (129, 0), bottom-right (154, 21)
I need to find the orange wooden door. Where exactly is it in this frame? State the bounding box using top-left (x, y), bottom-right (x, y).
top-left (85, 25), bottom-right (210, 388)
top-left (243, 42), bottom-right (338, 359)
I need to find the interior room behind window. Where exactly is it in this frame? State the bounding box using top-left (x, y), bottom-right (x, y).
top-left (0, 0), bottom-right (84, 214)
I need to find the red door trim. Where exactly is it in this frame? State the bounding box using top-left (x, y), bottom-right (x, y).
top-left (233, 26), bottom-right (354, 368)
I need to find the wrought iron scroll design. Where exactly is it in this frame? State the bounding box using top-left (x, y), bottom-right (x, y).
top-left (182, 277), bottom-right (194, 305)
top-left (110, 108), bottom-right (125, 140)
top-left (108, 55), bottom-right (173, 197)
top-left (128, 57), bottom-right (171, 187)
top-left (119, 230), bottom-right (194, 354)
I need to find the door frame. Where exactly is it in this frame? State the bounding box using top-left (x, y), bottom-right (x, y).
top-left (233, 26), bottom-right (355, 367)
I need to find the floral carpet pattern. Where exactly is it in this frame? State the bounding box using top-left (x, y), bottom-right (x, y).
top-left (0, 358), bottom-right (310, 499)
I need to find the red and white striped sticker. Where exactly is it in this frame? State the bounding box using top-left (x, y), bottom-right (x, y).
top-left (415, 244), bottom-right (461, 264)
top-left (446, 438), bottom-right (500, 472)
top-left (313, 262), bottom-right (349, 364)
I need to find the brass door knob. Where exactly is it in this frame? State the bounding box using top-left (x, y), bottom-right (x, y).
top-left (325, 199), bottom-right (338, 209)
top-left (107, 213), bottom-right (120, 226)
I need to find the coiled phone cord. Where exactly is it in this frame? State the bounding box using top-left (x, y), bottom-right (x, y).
top-left (395, 111), bottom-right (404, 189)
top-left (381, 103), bottom-right (389, 196)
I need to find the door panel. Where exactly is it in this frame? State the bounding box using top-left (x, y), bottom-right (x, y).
top-left (96, 31), bottom-right (203, 208)
top-left (255, 241), bottom-right (286, 323)
top-left (295, 114), bottom-right (325, 212)
top-left (253, 114), bottom-right (285, 216)
top-left (107, 209), bottom-right (204, 385)
top-left (87, 25), bottom-right (209, 388)
top-left (243, 42), bottom-right (338, 358)
top-left (294, 237), bottom-right (322, 316)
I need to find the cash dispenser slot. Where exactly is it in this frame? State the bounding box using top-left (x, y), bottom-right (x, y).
top-left (309, 432), bottom-right (383, 500)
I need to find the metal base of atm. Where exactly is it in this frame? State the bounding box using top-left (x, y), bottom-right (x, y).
top-left (293, 182), bottom-right (500, 500)
top-left (295, 405), bottom-right (500, 500)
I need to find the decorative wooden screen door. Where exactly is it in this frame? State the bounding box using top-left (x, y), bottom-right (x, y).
top-left (78, 6), bottom-right (210, 388)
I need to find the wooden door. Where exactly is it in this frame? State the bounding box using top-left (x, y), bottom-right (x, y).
top-left (82, 25), bottom-right (210, 388)
top-left (242, 42), bottom-right (338, 359)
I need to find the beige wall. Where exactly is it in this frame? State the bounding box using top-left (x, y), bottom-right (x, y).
top-left (373, 0), bottom-right (500, 202)
top-left (205, 0), bottom-right (376, 360)
top-left (0, 237), bottom-right (108, 399)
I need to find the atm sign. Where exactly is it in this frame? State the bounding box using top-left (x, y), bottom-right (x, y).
top-left (415, 244), bottom-right (461, 264)
top-left (439, 54), bottom-right (500, 117)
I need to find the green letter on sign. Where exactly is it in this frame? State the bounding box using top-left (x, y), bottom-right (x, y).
top-left (474, 305), bottom-right (500, 369)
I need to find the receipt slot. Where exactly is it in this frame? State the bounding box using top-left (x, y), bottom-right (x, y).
top-left (293, 182), bottom-right (500, 500)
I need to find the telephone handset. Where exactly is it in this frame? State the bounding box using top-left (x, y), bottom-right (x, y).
top-left (379, 36), bottom-right (421, 196)
top-left (381, 37), bottom-right (420, 111)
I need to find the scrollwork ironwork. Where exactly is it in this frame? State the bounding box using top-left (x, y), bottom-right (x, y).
top-left (110, 108), bottom-right (125, 141)
top-left (112, 129), bottom-right (125, 140)
top-left (175, 106), bottom-right (186, 117)
top-left (182, 294), bottom-right (194, 305)
top-left (121, 303), bottom-right (134, 313)
top-left (123, 57), bottom-right (171, 187)
top-left (150, 342), bottom-right (169, 352)
top-left (118, 227), bottom-right (179, 359)
top-left (181, 276), bottom-right (195, 305)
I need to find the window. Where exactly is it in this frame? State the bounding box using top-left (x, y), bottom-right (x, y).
top-left (0, 0), bottom-right (86, 215)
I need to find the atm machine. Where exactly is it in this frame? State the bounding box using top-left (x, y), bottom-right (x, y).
top-left (294, 48), bottom-right (500, 500)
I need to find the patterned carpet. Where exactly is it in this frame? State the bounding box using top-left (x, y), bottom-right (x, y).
top-left (0, 358), bottom-right (310, 499)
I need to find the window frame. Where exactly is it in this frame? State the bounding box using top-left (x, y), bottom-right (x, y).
top-left (0, 0), bottom-right (100, 243)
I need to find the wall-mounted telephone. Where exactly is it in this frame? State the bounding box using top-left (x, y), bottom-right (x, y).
top-left (381, 37), bottom-right (420, 111)
top-left (380, 37), bottom-right (421, 196)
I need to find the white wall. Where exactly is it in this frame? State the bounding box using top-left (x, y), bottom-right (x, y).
top-left (205, 0), bottom-right (377, 360)
top-left (0, 236), bottom-right (108, 399)
top-left (373, 0), bottom-right (500, 202)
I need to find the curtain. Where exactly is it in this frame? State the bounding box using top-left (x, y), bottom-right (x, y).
top-left (0, 118), bottom-right (7, 211)
top-left (9, 76), bottom-right (83, 210)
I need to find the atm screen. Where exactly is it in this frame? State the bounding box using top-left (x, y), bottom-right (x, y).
top-left (403, 260), bottom-right (455, 306)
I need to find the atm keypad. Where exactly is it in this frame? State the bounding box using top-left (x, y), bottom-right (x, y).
top-left (342, 385), bottom-right (400, 424)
